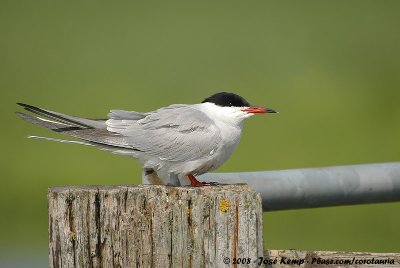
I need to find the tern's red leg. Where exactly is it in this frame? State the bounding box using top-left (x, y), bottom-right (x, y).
top-left (188, 175), bottom-right (210, 187)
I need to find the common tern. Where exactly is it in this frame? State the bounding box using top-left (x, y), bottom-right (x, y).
top-left (16, 92), bottom-right (277, 186)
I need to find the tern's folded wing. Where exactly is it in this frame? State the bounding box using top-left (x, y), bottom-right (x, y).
top-left (106, 105), bottom-right (221, 162)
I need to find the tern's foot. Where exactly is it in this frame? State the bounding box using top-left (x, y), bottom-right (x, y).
top-left (192, 181), bottom-right (211, 187)
top-left (188, 175), bottom-right (218, 187)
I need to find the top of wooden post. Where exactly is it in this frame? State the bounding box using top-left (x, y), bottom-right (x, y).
top-left (48, 184), bottom-right (264, 268)
top-left (49, 183), bottom-right (253, 193)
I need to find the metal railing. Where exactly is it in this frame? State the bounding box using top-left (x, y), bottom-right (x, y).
top-left (142, 162), bottom-right (400, 211)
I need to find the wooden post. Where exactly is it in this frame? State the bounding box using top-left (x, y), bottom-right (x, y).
top-left (48, 184), bottom-right (264, 268)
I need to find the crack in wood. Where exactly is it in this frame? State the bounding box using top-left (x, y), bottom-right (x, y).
top-left (94, 190), bottom-right (103, 266)
top-left (66, 191), bottom-right (76, 267)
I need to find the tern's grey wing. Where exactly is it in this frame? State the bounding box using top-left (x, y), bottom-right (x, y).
top-left (106, 105), bottom-right (221, 162)
top-left (108, 110), bottom-right (147, 120)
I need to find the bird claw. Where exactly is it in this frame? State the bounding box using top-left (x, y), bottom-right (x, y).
top-left (198, 181), bottom-right (219, 186)
top-left (190, 181), bottom-right (212, 187)
top-left (188, 175), bottom-right (219, 187)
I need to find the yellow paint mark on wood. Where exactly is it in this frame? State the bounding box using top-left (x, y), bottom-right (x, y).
top-left (219, 199), bottom-right (230, 212)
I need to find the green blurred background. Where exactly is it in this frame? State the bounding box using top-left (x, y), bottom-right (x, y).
top-left (1, 0), bottom-right (400, 266)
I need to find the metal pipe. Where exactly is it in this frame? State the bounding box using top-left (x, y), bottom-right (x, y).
top-left (142, 162), bottom-right (400, 211)
top-left (198, 162), bottom-right (400, 211)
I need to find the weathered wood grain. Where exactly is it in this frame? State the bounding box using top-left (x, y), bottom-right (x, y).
top-left (48, 184), bottom-right (263, 268)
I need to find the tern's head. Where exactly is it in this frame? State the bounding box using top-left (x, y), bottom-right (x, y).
top-left (201, 92), bottom-right (277, 122)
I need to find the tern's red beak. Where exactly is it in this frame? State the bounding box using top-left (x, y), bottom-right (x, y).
top-left (242, 106), bottom-right (277, 114)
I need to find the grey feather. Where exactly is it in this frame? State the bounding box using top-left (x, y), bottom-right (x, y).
top-left (17, 103), bottom-right (107, 129)
top-left (28, 135), bottom-right (93, 146)
top-left (18, 103), bottom-right (222, 163)
top-left (106, 105), bottom-right (221, 161)
top-left (16, 112), bottom-right (135, 149)
top-left (108, 110), bottom-right (146, 120)
top-left (28, 135), bottom-right (137, 155)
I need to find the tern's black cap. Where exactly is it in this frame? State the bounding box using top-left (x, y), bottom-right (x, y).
top-left (202, 92), bottom-right (251, 107)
